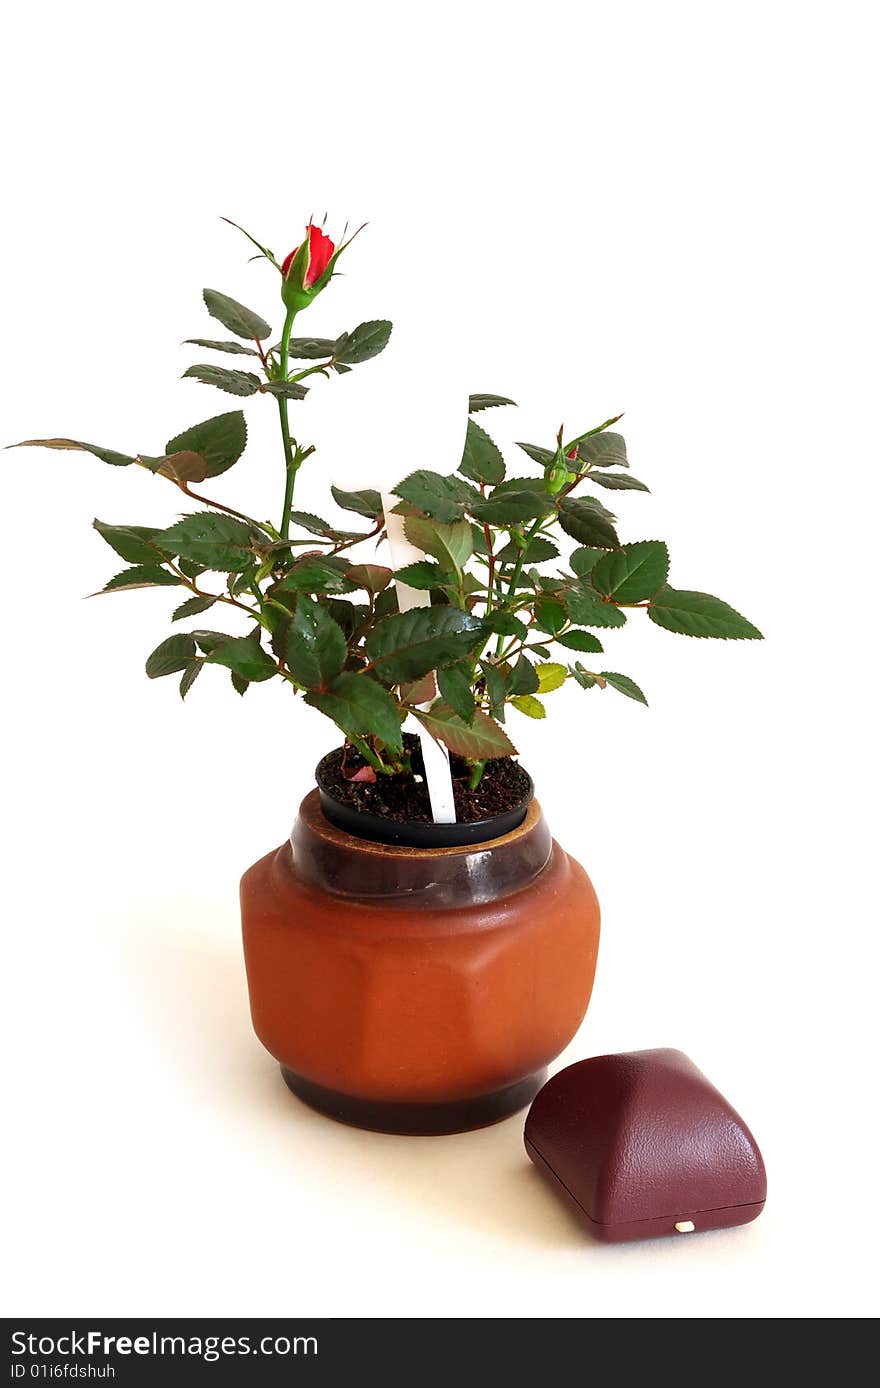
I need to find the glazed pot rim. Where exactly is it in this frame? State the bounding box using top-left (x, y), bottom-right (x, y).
top-left (314, 748), bottom-right (535, 849)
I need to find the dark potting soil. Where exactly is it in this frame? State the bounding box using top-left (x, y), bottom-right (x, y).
top-left (317, 737), bottom-right (532, 826)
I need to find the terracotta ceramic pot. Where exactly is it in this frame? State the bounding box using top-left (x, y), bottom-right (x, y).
top-left (240, 788), bottom-right (600, 1134)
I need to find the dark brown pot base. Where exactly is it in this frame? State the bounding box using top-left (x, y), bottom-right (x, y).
top-left (281, 1067), bottom-right (547, 1135)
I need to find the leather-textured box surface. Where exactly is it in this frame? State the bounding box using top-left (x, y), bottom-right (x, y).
top-left (524, 1048), bottom-right (767, 1243)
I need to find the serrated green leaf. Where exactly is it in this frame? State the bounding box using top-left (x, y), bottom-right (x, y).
top-left (146, 634), bottom-right (195, 678)
top-left (458, 418), bottom-right (506, 486)
top-left (468, 393), bottom-right (516, 413)
top-left (307, 673), bottom-right (403, 751)
top-left (155, 512), bottom-right (258, 572)
top-left (12, 437), bottom-right (134, 467)
top-left (471, 486), bottom-right (552, 524)
top-left (366, 608), bottom-right (486, 684)
top-left (415, 704), bottom-right (516, 758)
top-left (569, 547), bottom-right (605, 577)
top-left (274, 555), bottom-right (355, 595)
top-left (482, 663), bottom-right (508, 716)
top-left (287, 336), bottom-right (338, 358)
top-left (515, 441), bottom-right (554, 466)
top-left (261, 380), bottom-right (309, 400)
top-left (592, 541), bottom-right (670, 604)
top-left (570, 663), bottom-right (599, 690)
top-left (508, 655), bottom-right (539, 696)
top-left (203, 288), bottom-right (271, 341)
top-left (555, 629), bottom-right (604, 653)
top-left (191, 628), bottom-right (236, 654)
top-left (179, 660), bottom-right (202, 699)
top-left (483, 611), bottom-right (528, 639)
top-left (647, 587), bottom-right (763, 639)
top-left (437, 663), bottom-right (476, 723)
top-left (165, 412), bottom-right (247, 480)
top-left (280, 596), bottom-right (347, 689)
top-left (496, 535), bottom-right (558, 565)
top-left (183, 338), bottom-right (260, 356)
top-left (393, 471), bottom-right (476, 523)
top-left (510, 694), bottom-right (546, 719)
top-left (102, 565), bottom-right (180, 592)
top-left (172, 594), bottom-right (217, 621)
top-left (564, 583), bottom-right (628, 628)
top-left (205, 631), bottom-right (276, 682)
top-left (346, 563), bottom-right (392, 594)
top-left (93, 520), bottom-right (167, 565)
top-left (334, 319), bottom-right (392, 364)
top-left (403, 515), bottom-right (473, 574)
top-left (588, 471), bottom-right (649, 492)
top-left (183, 364), bottom-right (262, 396)
top-left (331, 485), bottom-right (383, 519)
top-left (287, 511), bottom-right (366, 542)
top-left (601, 671), bottom-right (648, 704)
top-left (576, 431), bottom-right (628, 470)
top-left (231, 671), bottom-right (250, 695)
top-left (530, 645), bottom-right (552, 659)
top-left (534, 595), bottom-right (567, 635)
top-left (558, 497), bottom-right (620, 550)
top-left (392, 560), bottom-right (447, 590)
top-left (535, 662), bottom-right (567, 693)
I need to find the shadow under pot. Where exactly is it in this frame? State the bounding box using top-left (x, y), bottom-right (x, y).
top-left (240, 753), bottom-right (601, 1135)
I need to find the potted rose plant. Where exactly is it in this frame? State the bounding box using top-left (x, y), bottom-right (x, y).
top-left (14, 217), bottom-right (762, 1134)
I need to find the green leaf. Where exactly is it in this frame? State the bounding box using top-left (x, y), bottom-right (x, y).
top-left (365, 608), bottom-right (486, 684)
top-left (183, 364), bottom-right (262, 396)
top-left (274, 555), bottom-right (355, 595)
top-left (510, 694), bottom-right (546, 719)
top-left (534, 595), bottom-right (567, 635)
top-left (508, 655), bottom-right (539, 696)
top-left (458, 418), bottom-right (506, 486)
top-left (468, 393), bottom-right (516, 413)
top-left (178, 558), bottom-right (206, 581)
top-left (558, 497), bottom-right (620, 550)
top-left (601, 671), bottom-right (648, 705)
top-left (569, 547), bottom-right (605, 577)
top-left (191, 628), bottom-right (236, 654)
top-left (287, 336), bottom-right (338, 359)
top-left (393, 471), bottom-right (476, 524)
top-left (281, 596), bottom-right (347, 689)
top-left (483, 611), bottom-right (528, 640)
top-left (155, 512), bottom-right (257, 572)
top-left (403, 515), bottom-right (473, 575)
top-left (307, 673), bottom-right (403, 751)
top-left (564, 583), bottom-right (628, 628)
top-left (496, 535), bottom-right (558, 565)
top-left (588, 472), bottom-right (649, 492)
top-left (331, 485), bottom-right (384, 519)
top-left (482, 663), bottom-right (508, 716)
top-left (231, 671), bottom-right (250, 696)
top-left (392, 560), bottom-right (447, 590)
top-left (93, 520), bottom-right (167, 565)
top-left (12, 437), bottom-right (134, 467)
top-left (165, 412), bottom-right (247, 479)
top-left (515, 441), bottom-right (554, 466)
top-left (535, 662), bottom-right (567, 693)
top-left (647, 587), bottom-right (763, 639)
top-left (287, 511), bottom-right (366, 542)
top-left (183, 338), bottom-right (260, 356)
top-left (102, 565), bottom-right (180, 592)
top-left (555, 629), bottom-right (604, 653)
top-left (205, 631), bottom-right (276, 682)
top-left (203, 288), bottom-right (271, 342)
top-left (564, 415), bottom-right (624, 450)
top-left (592, 541), bottom-right (670, 604)
top-left (570, 663), bottom-right (599, 690)
top-left (471, 486), bottom-right (552, 524)
top-left (172, 594), bottom-right (217, 621)
top-left (576, 431), bottom-right (628, 470)
top-left (261, 380), bottom-right (310, 400)
top-left (179, 661), bottom-right (202, 699)
top-left (530, 645), bottom-right (552, 659)
top-left (151, 451), bottom-right (209, 484)
top-left (334, 320), bottom-right (392, 364)
top-left (146, 634), bottom-right (196, 678)
top-left (415, 704), bottom-right (516, 759)
top-left (346, 563), bottom-right (393, 594)
top-left (326, 597), bottom-right (372, 635)
top-left (436, 663), bottom-right (476, 723)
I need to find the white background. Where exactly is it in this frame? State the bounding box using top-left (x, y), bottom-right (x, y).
top-left (2, 0), bottom-right (877, 1320)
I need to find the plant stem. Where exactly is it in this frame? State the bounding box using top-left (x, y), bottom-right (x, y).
top-left (177, 482), bottom-right (259, 528)
top-left (495, 517), bottom-right (543, 654)
top-left (277, 306), bottom-right (299, 539)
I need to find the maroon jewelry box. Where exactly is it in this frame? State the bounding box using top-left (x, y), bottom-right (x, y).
top-left (524, 1048), bottom-right (767, 1243)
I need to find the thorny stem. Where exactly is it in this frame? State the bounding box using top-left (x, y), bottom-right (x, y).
top-left (277, 306), bottom-right (299, 539)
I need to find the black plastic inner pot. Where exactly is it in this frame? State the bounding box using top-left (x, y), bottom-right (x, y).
top-left (314, 746), bottom-right (535, 849)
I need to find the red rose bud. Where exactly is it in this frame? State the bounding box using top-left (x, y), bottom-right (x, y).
top-left (566, 446), bottom-right (578, 461)
top-left (281, 224), bottom-right (338, 311)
